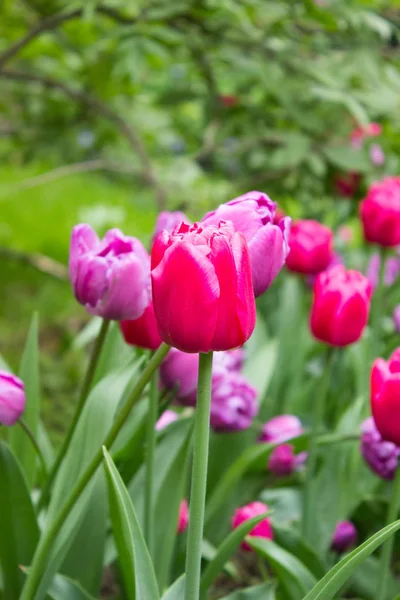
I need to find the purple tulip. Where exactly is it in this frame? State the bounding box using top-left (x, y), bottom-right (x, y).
top-left (152, 211), bottom-right (191, 240)
top-left (360, 417), bottom-right (400, 480)
top-left (0, 371), bottom-right (26, 426)
top-left (259, 415), bottom-right (304, 444)
top-left (156, 410), bottom-right (179, 431)
top-left (210, 370), bottom-right (258, 432)
top-left (370, 144), bottom-right (385, 166)
top-left (69, 225), bottom-right (151, 320)
top-left (394, 306), bottom-right (400, 332)
top-left (366, 253), bottom-right (400, 290)
top-left (160, 348), bottom-right (244, 405)
top-left (268, 444), bottom-right (297, 475)
top-left (202, 191), bottom-right (291, 297)
top-left (331, 521), bottom-right (357, 553)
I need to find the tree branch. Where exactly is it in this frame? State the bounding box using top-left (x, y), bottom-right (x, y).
top-left (0, 247), bottom-right (68, 280)
top-left (0, 68), bottom-right (167, 208)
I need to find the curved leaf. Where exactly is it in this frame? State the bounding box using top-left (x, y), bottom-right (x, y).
top-left (161, 575), bottom-right (185, 600)
top-left (200, 513), bottom-right (270, 596)
top-left (103, 447), bottom-right (160, 600)
top-left (249, 538), bottom-right (317, 600)
top-left (221, 582), bottom-right (276, 599)
top-left (0, 442), bottom-right (39, 599)
top-left (302, 519), bottom-right (400, 600)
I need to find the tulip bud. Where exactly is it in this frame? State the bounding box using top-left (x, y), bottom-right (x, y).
top-left (0, 371), bottom-right (26, 426)
top-left (360, 417), bottom-right (400, 480)
top-left (156, 410), bottom-right (179, 431)
top-left (286, 220), bottom-right (334, 275)
top-left (177, 499), bottom-right (189, 533)
top-left (370, 349), bottom-right (400, 446)
top-left (120, 302), bottom-right (162, 350)
top-left (331, 521), bottom-right (357, 554)
top-left (360, 177), bottom-right (400, 247)
top-left (151, 221), bottom-right (256, 353)
top-left (69, 225), bottom-right (151, 320)
top-left (232, 501), bottom-right (273, 551)
top-left (268, 444), bottom-right (297, 476)
top-left (335, 172), bottom-right (361, 198)
top-left (202, 191), bottom-right (291, 297)
top-left (210, 370), bottom-right (258, 432)
top-left (310, 265), bottom-right (372, 347)
top-left (259, 415), bottom-right (304, 444)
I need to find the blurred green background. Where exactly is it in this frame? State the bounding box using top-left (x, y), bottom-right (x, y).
top-left (0, 0), bottom-right (399, 440)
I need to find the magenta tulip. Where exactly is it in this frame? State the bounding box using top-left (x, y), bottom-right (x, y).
top-left (0, 371), bottom-right (26, 426)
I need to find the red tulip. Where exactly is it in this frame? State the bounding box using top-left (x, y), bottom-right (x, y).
top-left (371, 348), bottom-right (400, 445)
top-left (360, 177), bottom-right (400, 247)
top-left (286, 220), bottom-right (333, 275)
top-left (310, 265), bottom-right (372, 347)
top-left (151, 221), bottom-right (256, 353)
top-left (119, 302), bottom-right (162, 350)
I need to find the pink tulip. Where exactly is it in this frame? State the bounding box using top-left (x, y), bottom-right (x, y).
top-left (259, 415), bottom-right (304, 444)
top-left (155, 410), bottom-right (179, 431)
top-left (232, 501), bottom-right (273, 551)
top-left (360, 177), bottom-right (400, 247)
top-left (69, 225), bottom-right (151, 320)
top-left (177, 499), bottom-right (189, 533)
top-left (202, 191), bottom-right (291, 297)
top-left (120, 302), bottom-right (162, 350)
top-left (152, 211), bottom-right (191, 241)
top-left (151, 221), bottom-right (256, 353)
top-left (0, 371), bottom-right (26, 426)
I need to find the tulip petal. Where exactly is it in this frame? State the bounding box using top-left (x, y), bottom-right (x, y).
top-left (152, 242), bottom-right (220, 353)
top-left (248, 225), bottom-right (286, 296)
top-left (372, 378), bottom-right (400, 445)
top-left (332, 293), bottom-right (370, 346)
top-left (231, 232), bottom-right (256, 342)
top-left (69, 224), bottom-right (99, 287)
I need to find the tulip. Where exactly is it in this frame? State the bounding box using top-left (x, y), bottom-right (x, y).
top-left (178, 499), bottom-right (189, 533)
top-left (202, 191), bottom-right (291, 297)
top-left (310, 265), bottom-right (372, 347)
top-left (160, 348), bottom-right (244, 405)
top-left (69, 224), bottom-right (151, 320)
top-left (152, 210), bottom-right (191, 241)
top-left (232, 501), bottom-right (273, 551)
top-left (0, 371), bottom-right (26, 426)
top-left (351, 122), bottom-right (382, 149)
top-left (360, 417), bottom-right (400, 480)
top-left (360, 177), bottom-right (400, 247)
top-left (210, 370), bottom-right (258, 432)
top-left (286, 220), bottom-right (334, 275)
top-left (331, 521), bottom-right (357, 553)
top-left (268, 444), bottom-right (298, 476)
top-left (120, 302), bottom-right (162, 350)
top-left (370, 144), bottom-right (385, 166)
top-left (366, 253), bottom-right (400, 290)
top-left (151, 221), bottom-right (256, 353)
top-left (370, 349), bottom-right (400, 446)
top-left (393, 306), bottom-right (400, 333)
top-left (335, 172), bottom-right (361, 198)
top-left (259, 414), bottom-right (303, 444)
top-left (155, 410), bottom-right (179, 431)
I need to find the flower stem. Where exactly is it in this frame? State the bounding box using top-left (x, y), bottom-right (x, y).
top-left (301, 347), bottom-right (334, 541)
top-left (377, 465), bottom-right (400, 600)
top-left (184, 351), bottom-right (214, 600)
top-left (144, 367), bottom-right (159, 558)
top-left (38, 318), bottom-right (110, 510)
top-left (18, 419), bottom-right (48, 478)
top-left (371, 247), bottom-right (387, 359)
top-left (20, 343), bottom-right (170, 600)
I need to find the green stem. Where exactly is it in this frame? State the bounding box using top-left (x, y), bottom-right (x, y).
top-left (20, 343), bottom-right (170, 600)
top-left (371, 247), bottom-right (387, 361)
top-left (377, 465), bottom-right (400, 600)
top-left (184, 352), bottom-right (214, 600)
top-left (38, 318), bottom-right (110, 511)
top-left (301, 347), bottom-right (334, 541)
top-left (18, 419), bottom-right (48, 477)
top-left (144, 367), bottom-right (159, 557)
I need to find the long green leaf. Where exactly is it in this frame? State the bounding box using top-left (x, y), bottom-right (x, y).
top-left (302, 520), bottom-right (400, 600)
top-left (161, 575), bottom-right (185, 600)
top-left (46, 573), bottom-right (96, 600)
top-left (249, 538), bottom-right (317, 600)
top-left (35, 360), bottom-right (140, 600)
top-left (103, 447), bottom-right (160, 600)
top-left (200, 513), bottom-right (270, 597)
top-left (0, 442), bottom-right (39, 599)
top-left (221, 582), bottom-right (276, 599)
top-left (10, 313), bottom-right (40, 487)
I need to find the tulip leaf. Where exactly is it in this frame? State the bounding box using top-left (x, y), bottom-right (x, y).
top-left (200, 512), bottom-right (270, 597)
top-left (22, 570), bottom-right (96, 600)
top-left (249, 538), bottom-right (317, 600)
top-left (0, 441), bottom-right (39, 599)
top-left (161, 575), bottom-right (185, 600)
top-left (221, 582), bottom-right (276, 599)
top-left (103, 447), bottom-right (160, 600)
top-left (271, 524), bottom-right (326, 579)
top-left (30, 360), bottom-right (140, 600)
top-left (128, 417), bottom-right (193, 591)
top-left (302, 519), bottom-right (400, 600)
top-left (10, 312), bottom-right (40, 488)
